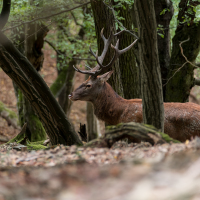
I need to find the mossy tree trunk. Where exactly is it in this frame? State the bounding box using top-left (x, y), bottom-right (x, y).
top-left (134, 0), bottom-right (164, 132)
top-left (58, 59), bottom-right (76, 117)
top-left (165, 0), bottom-right (200, 102)
top-left (11, 23), bottom-right (48, 142)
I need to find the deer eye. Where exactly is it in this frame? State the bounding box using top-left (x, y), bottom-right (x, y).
top-left (86, 84), bottom-right (91, 88)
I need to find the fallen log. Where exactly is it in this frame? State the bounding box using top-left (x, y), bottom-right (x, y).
top-left (85, 122), bottom-right (180, 148)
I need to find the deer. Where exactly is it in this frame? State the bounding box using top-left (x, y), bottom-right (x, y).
top-left (68, 28), bottom-right (200, 142)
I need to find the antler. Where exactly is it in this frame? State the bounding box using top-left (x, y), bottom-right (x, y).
top-left (73, 28), bottom-right (137, 77)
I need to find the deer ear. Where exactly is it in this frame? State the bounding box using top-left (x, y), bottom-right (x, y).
top-left (99, 71), bottom-right (114, 82)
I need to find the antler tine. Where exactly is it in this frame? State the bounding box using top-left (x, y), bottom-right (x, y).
top-left (93, 50), bottom-right (116, 77)
top-left (111, 39), bottom-right (138, 57)
top-left (89, 45), bottom-right (97, 58)
top-left (98, 28), bottom-right (114, 63)
top-left (98, 28), bottom-right (126, 63)
top-left (85, 65), bottom-right (92, 70)
top-left (100, 28), bottom-right (106, 43)
top-left (73, 65), bottom-right (95, 76)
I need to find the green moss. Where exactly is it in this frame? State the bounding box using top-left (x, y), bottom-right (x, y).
top-left (7, 132), bottom-right (26, 144)
top-left (26, 140), bottom-right (47, 150)
top-left (144, 124), bottom-right (180, 143)
top-left (50, 66), bottom-right (68, 97)
top-left (28, 115), bottom-right (46, 142)
top-left (106, 123), bottom-right (123, 130)
top-left (159, 132), bottom-right (180, 143)
top-left (0, 101), bottom-right (18, 119)
top-left (5, 136), bottom-right (47, 150)
top-left (106, 122), bottom-right (181, 144)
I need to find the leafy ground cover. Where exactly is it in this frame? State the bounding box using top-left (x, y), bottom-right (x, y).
top-left (0, 140), bottom-right (200, 199)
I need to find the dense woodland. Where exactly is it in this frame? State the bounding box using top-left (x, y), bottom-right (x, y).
top-left (1, 0), bottom-right (200, 199)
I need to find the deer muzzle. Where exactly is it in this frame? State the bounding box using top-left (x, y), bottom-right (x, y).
top-left (68, 93), bottom-right (77, 101)
top-left (68, 94), bottom-right (73, 100)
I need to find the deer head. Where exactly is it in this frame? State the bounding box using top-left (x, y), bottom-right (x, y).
top-left (68, 28), bottom-right (137, 103)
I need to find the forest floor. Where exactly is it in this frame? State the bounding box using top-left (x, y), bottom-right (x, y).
top-left (0, 45), bottom-right (200, 200)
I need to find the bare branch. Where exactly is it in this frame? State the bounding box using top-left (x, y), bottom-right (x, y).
top-left (3, 2), bottom-right (90, 32)
top-left (195, 79), bottom-right (200, 86)
top-left (164, 38), bottom-right (197, 86)
top-left (195, 63), bottom-right (200, 68)
top-left (45, 39), bottom-right (95, 61)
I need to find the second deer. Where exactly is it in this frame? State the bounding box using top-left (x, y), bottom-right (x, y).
top-left (69, 29), bottom-right (200, 142)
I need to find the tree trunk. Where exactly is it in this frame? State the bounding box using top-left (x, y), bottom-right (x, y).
top-left (154, 0), bottom-right (173, 101)
top-left (0, 32), bottom-right (82, 146)
top-left (115, 2), bottom-right (140, 99)
top-left (134, 0), bottom-right (164, 132)
top-left (59, 60), bottom-right (76, 117)
top-left (0, 0), bottom-right (82, 145)
top-left (90, 0), bottom-right (124, 97)
top-left (165, 0), bottom-right (200, 102)
top-left (11, 23), bottom-right (48, 142)
top-left (86, 102), bottom-right (97, 141)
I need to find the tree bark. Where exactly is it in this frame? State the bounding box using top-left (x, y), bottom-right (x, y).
top-left (134, 0), bottom-right (164, 132)
top-left (59, 60), bottom-right (76, 116)
top-left (154, 0), bottom-right (173, 101)
top-left (115, 2), bottom-right (140, 99)
top-left (86, 102), bottom-right (97, 141)
top-left (90, 0), bottom-right (124, 97)
top-left (0, 48), bottom-right (66, 144)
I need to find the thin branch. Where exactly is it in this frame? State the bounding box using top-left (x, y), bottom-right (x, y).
top-left (102, 0), bottom-right (139, 39)
top-left (164, 37), bottom-right (197, 86)
top-left (3, 2), bottom-right (90, 32)
top-left (195, 78), bottom-right (200, 86)
top-left (44, 39), bottom-right (61, 55)
top-left (44, 39), bottom-right (96, 61)
top-left (195, 63), bottom-right (200, 68)
top-left (14, 21), bottom-right (52, 47)
top-left (70, 11), bottom-right (83, 27)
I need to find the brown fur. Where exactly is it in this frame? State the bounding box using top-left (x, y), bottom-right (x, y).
top-left (70, 74), bottom-right (200, 142)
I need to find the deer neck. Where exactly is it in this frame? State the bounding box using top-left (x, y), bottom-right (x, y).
top-left (91, 82), bottom-right (124, 124)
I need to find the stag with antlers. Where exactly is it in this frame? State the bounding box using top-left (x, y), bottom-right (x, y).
top-left (69, 28), bottom-right (200, 142)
